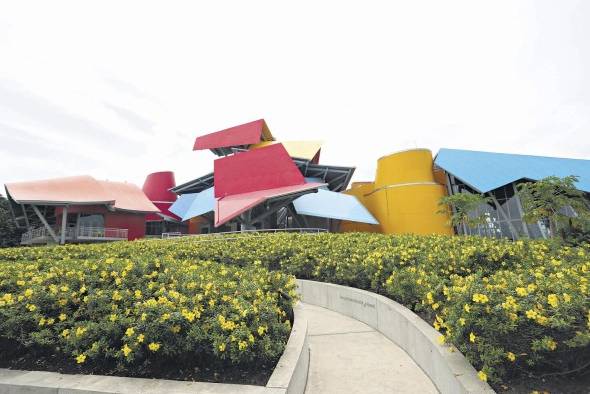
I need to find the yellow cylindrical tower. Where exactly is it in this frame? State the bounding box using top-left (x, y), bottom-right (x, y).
top-left (340, 149), bottom-right (452, 235)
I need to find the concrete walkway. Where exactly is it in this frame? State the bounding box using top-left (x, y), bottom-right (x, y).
top-left (303, 303), bottom-right (438, 394)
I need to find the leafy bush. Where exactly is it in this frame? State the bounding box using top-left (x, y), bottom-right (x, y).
top-left (0, 249), bottom-right (296, 374)
top-left (1, 233), bottom-right (588, 385)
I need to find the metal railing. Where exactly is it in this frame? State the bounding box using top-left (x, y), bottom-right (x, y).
top-left (21, 226), bottom-right (128, 245)
top-left (161, 227), bottom-right (328, 241)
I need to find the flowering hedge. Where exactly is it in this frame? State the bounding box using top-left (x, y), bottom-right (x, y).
top-left (0, 249), bottom-right (296, 376)
top-left (1, 233), bottom-right (589, 385)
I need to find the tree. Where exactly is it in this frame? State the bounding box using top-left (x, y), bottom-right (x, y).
top-left (516, 175), bottom-right (590, 240)
top-left (438, 192), bottom-right (492, 231)
top-left (0, 195), bottom-right (24, 247)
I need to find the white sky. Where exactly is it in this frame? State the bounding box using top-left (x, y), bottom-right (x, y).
top-left (1, 0), bottom-right (589, 190)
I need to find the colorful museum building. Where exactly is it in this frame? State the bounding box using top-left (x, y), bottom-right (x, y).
top-left (4, 118), bottom-right (590, 245)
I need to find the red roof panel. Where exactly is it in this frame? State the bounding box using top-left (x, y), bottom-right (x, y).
top-left (193, 119), bottom-right (272, 150)
top-left (214, 143), bottom-right (305, 198)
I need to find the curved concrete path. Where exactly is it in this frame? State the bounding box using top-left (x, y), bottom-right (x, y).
top-left (303, 303), bottom-right (438, 394)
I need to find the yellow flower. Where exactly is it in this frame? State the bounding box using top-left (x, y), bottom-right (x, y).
top-left (76, 326), bottom-right (87, 337)
top-left (463, 304), bottom-right (471, 313)
top-left (458, 318), bottom-right (466, 326)
top-left (59, 313), bottom-right (67, 321)
top-left (76, 354), bottom-right (87, 364)
top-left (122, 344), bottom-right (132, 357)
top-left (472, 293), bottom-right (489, 303)
top-left (536, 315), bottom-right (548, 326)
top-left (61, 329), bottom-right (70, 337)
top-left (24, 289), bottom-right (33, 298)
top-left (148, 342), bottom-right (160, 352)
top-left (27, 304), bottom-right (37, 312)
top-left (125, 327), bottom-right (135, 337)
top-left (547, 294), bottom-right (559, 308)
top-left (477, 370), bottom-right (487, 382)
top-left (257, 325), bottom-right (267, 336)
top-left (469, 332), bottom-right (476, 343)
top-left (171, 325), bottom-right (181, 334)
top-left (525, 309), bottom-right (538, 319)
top-left (563, 293), bottom-right (571, 302)
top-left (181, 309), bottom-right (196, 322)
top-left (546, 339), bottom-right (557, 351)
top-left (137, 334), bottom-right (145, 343)
top-left (437, 335), bottom-right (446, 345)
top-left (238, 340), bottom-right (248, 351)
top-left (218, 343), bottom-right (226, 352)
top-left (515, 287), bottom-right (528, 297)
top-left (506, 352), bottom-right (516, 362)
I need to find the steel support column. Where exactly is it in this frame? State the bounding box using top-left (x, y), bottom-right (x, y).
top-left (31, 205), bottom-right (59, 243)
top-left (60, 206), bottom-right (68, 244)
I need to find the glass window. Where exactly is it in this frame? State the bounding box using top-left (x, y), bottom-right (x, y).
top-left (79, 214), bottom-right (104, 228)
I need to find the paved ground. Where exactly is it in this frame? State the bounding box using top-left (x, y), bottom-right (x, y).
top-left (303, 303), bottom-right (438, 394)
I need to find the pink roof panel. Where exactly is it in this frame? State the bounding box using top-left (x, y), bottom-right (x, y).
top-left (5, 176), bottom-right (114, 205)
top-left (5, 176), bottom-right (159, 213)
top-left (214, 182), bottom-right (324, 227)
top-left (98, 180), bottom-right (160, 213)
top-left (193, 119), bottom-right (272, 150)
top-left (214, 143), bottom-right (305, 198)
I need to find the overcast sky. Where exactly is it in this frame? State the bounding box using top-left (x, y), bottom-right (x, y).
top-left (1, 1), bottom-right (589, 190)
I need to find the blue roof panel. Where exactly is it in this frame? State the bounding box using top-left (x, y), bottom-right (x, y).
top-left (293, 189), bottom-right (379, 224)
top-left (169, 187), bottom-right (215, 221)
top-left (434, 149), bottom-right (590, 193)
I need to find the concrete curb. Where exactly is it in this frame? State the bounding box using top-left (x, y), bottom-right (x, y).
top-left (0, 303), bottom-right (309, 394)
top-left (297, 279), bottom-right (495, 394)
top-left (266, 302), bottom-right (310, 394)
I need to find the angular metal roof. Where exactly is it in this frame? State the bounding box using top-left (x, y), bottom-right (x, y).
top-left (169, 187), bottom-right (215, 221)
top-left (214, 143), bottom-right (305, 198)
top-left (250, 140), bottom-right (322, 161)
top-left (4, 175), bottom-right (159, 213)
top-left (215, 182), bottom-right (324, 227)
top-left (293, 159), bottom-right (355, 192)
top-left (170, 172), bottom-right (214, 195)
top-left (293, 189), bottom-right (378, 224)
top-left (193, 119), bottom-right (274, 155)
top-left (434, 148), bottom-right (590, 193)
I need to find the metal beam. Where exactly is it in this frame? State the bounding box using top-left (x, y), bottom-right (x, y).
top-left (488, 194), bottom-right (518, 240)
top-left (31, 205), bottom-right (59, 243)
top-left (512, 183), bottom-right (531, 238)
top-left (21, 204), bottom-right (30, 229)
top-left (60, 206), bottom-right (68, 244)
top-left (250, 199), bottom-right (297, 225)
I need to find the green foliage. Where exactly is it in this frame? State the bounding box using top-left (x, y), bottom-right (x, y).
top-left (0, 248), bottom-right (295, 370)
top-left (1, 233), bottom-right (589, 384)
top-left (438, 192), bottom-right (492, 229)
top-left (517, 176), bottom-right (590, 239)
top-left (0, 196), bottom-right (24, 247)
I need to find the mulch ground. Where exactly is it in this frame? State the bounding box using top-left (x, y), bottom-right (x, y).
top-left (0, 340), bottom-right (273, 386)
